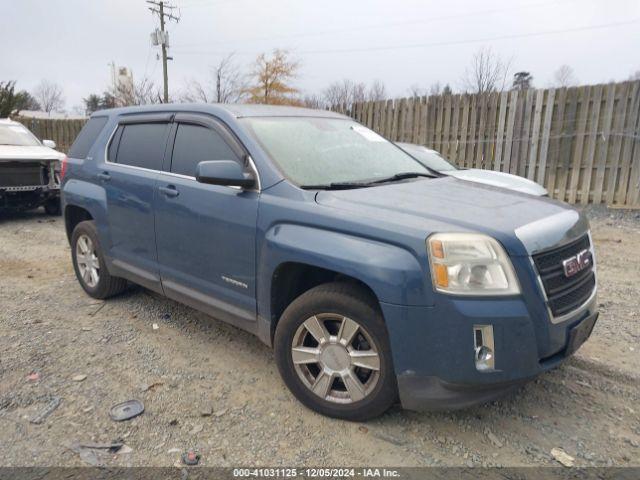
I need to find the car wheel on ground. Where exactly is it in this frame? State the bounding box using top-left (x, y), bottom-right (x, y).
top-left (274, 282), bottom-right (397, 421)
top-left (44, 198), bottom-right (61, 216)
top-left (71, 220), bottom-right (127, 299)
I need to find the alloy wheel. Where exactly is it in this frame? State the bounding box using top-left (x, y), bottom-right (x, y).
top-left (291, 313), bottom-right (381, 404)
top-left (76, 234), bottom-right (100, 288)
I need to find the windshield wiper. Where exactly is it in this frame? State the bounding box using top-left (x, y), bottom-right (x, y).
top-left (301, 172), bottom-right (435, 190)
top-left (301, 181), bottom-right (374, 190)
top-left (370, 172), bottom-right (436, 184)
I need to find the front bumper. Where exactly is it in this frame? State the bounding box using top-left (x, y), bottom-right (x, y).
top-left (0, 186), bottom-right (60, 210)
top-left (381, 293), bottom-right (598, 411)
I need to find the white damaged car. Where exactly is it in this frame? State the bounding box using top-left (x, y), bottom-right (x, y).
top-left (397, 142), bottom-right (548, 196)
top-left (0, 118), bottom-right (65, 214)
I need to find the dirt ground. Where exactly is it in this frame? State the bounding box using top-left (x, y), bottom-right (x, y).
top-left (0, 206), bottom-right (638, 468)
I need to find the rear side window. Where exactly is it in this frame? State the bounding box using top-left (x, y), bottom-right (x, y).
top-left (171, 124), bottom-right (239, 176)
top-left (68, 117), bottom-right (108, 159)
top-left (115, 123), bottom-right (170, 170)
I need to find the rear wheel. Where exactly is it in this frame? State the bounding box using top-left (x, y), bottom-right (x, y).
top-left (71, 220), bottom-right (127, 299)
top-left (274, 282), bottom-right (397, 421)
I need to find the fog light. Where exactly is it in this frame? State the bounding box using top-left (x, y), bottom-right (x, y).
top-left (473, 325), bottom-right (495, 372)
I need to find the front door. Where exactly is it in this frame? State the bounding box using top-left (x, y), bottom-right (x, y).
top-left (154, 114), bottom-right (259, 328)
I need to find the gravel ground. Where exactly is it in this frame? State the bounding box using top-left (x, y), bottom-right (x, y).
top-left (0, 206), bottom-right (638, 467)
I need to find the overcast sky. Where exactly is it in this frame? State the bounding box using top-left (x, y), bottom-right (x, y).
top-left (3, 0), bottom-right (639, 113)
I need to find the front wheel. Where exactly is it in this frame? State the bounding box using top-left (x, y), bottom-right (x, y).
top-left (44, 198), bottom-right (61, 215)
top-left (274, 282), bottom-right (397, 421)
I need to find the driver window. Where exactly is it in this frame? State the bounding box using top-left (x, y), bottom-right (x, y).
top-left (171, 123), bottom-right (240, 177)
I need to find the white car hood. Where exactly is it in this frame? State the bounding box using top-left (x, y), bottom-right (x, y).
top-left (0, 145), bottom-right (65, 162)
top-left (444, 168), bottom-right (548, 196)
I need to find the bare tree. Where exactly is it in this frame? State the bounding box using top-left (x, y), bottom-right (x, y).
top-left (461, 47), bottom-right (512, 94)
top-left (428, 82), bottom-right (442, 96)
top-left (115, 77), bottom-right (162, 106)
top-left (323, 79), bottom-right (361, 108)
top-left (33, 80), bottom-right (65, 113)
top-left (553, 65), bottom-right (578, 87)
top-left (631, 70), bottom-right (640, 81)
top-left (407, 84), bottom-right (425, 98)
top-left (182, 54), bottom-right (247, 104)
top-left (302, 94), bottom-right (326, 109)
top-left (367, 79), bottom-right (387, 101)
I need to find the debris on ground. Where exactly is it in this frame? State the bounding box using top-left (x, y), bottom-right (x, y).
top-left (68, 441), bottom-right (125, 466)
top-left (30, 396), bottom-right (61, 424)
top-left (109, 400), bottom-right (145, 422)
top-left (551, 447), bottom-right (575, 467)
top-left (141, 381), bottom-right (163, 392)
top-left (152, 323), bottom-right (159, 330)
top-left (26, 371), bottom-right (40, 382)
top-left (200, 406), bottom-right (213, 417)
top-left (181, 450), bottom-right (201, 466)
top-left (88, 303), bottom-right (106, 317)
top-left (190, 424), bottom-right (203, 435)
top-left (485, 429), bottom-right (503, 448)
top-left (117, 444), bottom-right (133, 455)
top-left (72, 374), bottom-right (87, 382)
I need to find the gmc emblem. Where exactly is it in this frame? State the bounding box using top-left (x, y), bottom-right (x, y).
top-left (562, 249), bottom-right (591, 277)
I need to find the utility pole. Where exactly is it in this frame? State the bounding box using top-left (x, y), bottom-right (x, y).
top-left (147, 1), bottom-right (179, 103)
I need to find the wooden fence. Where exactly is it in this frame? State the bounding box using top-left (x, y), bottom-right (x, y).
top-left (13, 116), bottom-right (86, 154)
top-left (11, 81), bottom-right (640, 206)
top-left (341, 80), bottom-right (640, 206)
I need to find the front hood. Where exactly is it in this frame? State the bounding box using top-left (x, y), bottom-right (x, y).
top-left (315, 177), bottom-right (586, 256)
top-left (0, 145), bottom-right (65, 161)
top-left (445, 169), bottom-right (548, 196)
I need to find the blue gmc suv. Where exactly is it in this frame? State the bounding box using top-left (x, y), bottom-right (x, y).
top-left (62, 104), bottom-right (598, 420)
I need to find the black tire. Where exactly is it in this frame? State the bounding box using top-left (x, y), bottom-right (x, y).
top-left (274, 282), bottom-right (397, 421)
top-left (71, 220), bottom-right (127, 299)
top-left (44, 198), bottom-right (61, 216)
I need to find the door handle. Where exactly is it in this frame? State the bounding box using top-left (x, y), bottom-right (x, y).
top-left (97, 171), bottom-right (111, 182)
top-left (159, 185), bottom-right (179, 198)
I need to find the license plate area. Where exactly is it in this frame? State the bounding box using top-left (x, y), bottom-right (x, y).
top-left (565, 313), bottom-right (598, 356)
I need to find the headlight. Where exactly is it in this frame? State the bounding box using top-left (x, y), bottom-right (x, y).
top-left (427, 233), bottom-right (520, 296)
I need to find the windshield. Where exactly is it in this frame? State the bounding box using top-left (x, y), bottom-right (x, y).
top-left (398, 143), bottom-right (458, 172)
top-left (0, 123), bottom-right (41, 147)
top-left (241, 117), bottom-right (430, 187)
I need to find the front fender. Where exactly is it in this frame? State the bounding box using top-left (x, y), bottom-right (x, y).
top-left (257, 223), bottom-right (429, 331)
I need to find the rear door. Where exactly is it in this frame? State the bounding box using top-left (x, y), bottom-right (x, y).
top-left (154, 113), bottom-right (259, 328)
top-left (100, 114), bottom-right (172, 291)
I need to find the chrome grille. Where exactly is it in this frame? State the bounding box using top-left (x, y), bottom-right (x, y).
top-left (532, 234), bottom-right (595, 317)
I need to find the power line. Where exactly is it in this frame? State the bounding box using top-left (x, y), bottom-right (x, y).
top-left (174, 0), bottom-right (578, 48)
top-left (171, 18), bottom-right (640, 57)
top-left (147, 1), bottom-right (180, 102)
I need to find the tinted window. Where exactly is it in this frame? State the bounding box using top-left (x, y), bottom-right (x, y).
top-left (107, 126), bottom-right (123, 161)
top-left (171, 124), bottom-right (239, 176)
top-left (68, 116), bottom-right (108, 159)
top-left (115, 123), bottom-right (170, 170)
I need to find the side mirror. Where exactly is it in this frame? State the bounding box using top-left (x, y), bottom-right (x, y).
top-left (196, 160), bottom-right (255, 189)
top-left (43, 139), bottom-right (57, 149)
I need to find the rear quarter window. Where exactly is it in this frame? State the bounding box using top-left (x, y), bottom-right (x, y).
top-left (68, 116), bottom-right (109, 159)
